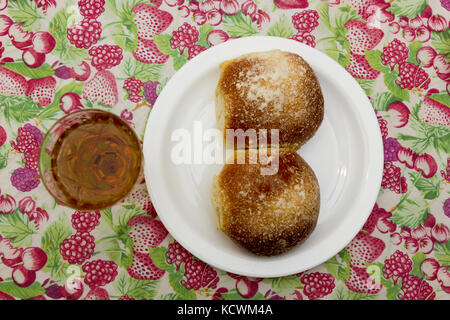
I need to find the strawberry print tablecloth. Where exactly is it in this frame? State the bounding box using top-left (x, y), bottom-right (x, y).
top-left (0, 0), bottom-right (449, 301)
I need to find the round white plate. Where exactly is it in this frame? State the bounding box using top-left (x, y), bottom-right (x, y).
top-left (143, 36), bottom-right (383, 278)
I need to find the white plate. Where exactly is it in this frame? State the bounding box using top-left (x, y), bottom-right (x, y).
top-left (143, 36), bottom-right (383, 277)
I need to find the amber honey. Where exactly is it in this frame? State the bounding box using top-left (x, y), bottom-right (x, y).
top-left (47, 110), bottom-right (142, 210)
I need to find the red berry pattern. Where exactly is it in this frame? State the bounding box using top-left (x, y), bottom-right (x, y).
top-left (396, 62), bottom-right (430, 90)
top-left (123, 78), bottom-right (144, 103)
top-left (89, 45), bottom-right (123, 71)
top-left (181, 258), bottom-right (219, 290)
top-left (377, 116), bottom-right (388, 139)
top-left (67, 19), bottom-right (102, 49)
top-left (82, 259), bottom-right (118, 287)
top-left (166, 240), bottom-right (193, 270)
top-left (0, 0), bottom-right (448, 301)
top-left (71, 211), bottom-right (101, 233)
top-left (398, 275), bottom-right (436, 300)
top-left (292, 10), bottom-right (319, 32)
top-left (381, 39), bottom-right (409, 71)
top-left (300, 272), bottom-right (335, 300)
top-left (383, 250), bottom-right (412, 284)
top-left (170, 23), bottom-right (199, 54)
top-left (188, 45), bottom-right (207, 60)
top-left (60, 232), bottom-right (95, 265)
top-left (381, 162), bottom-right (407, 194)
top-left (78, 0), bottom-right (106, 19)
top-left (291, 32), bottom-right (316, 47)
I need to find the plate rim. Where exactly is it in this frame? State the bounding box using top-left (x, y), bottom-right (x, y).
top-left (143, 36), bottom-right (383, 277)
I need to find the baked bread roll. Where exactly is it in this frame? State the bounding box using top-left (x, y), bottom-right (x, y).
top-left (215, 49), bottom-right (324, 150)
top-left (211, 149), bottom-right (320, 256)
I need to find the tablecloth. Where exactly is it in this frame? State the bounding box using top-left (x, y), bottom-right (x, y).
top-left (0, 0), bottom-right (449, 300)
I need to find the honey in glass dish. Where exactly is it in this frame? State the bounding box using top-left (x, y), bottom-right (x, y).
top-left (39, 109), bottom-right (142, 210)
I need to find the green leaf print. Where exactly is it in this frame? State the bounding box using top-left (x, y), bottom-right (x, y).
top-left (114, 272), bottom-right (159, 300)
top-left (409, 172), bottom-right (441, 201)
top-left (40, 214), bottom-right (72, 281)
top-left (397, 102), bottom-right (450, 156)
top-left (122, 58), bottom-right (163, 82)
top-left (0, 281), bottom-right (46, 299)
top-left (434, 241), bottom-right (450, 266)
top-left (370, 92), bottom-right (398, 111)
top-left (410, 252), bottom-right (426, 277)
top-left (324, 249), bottom-right (351, 282)
top-left (429, 93), bottom-right (450, 107)
top-left (387, 0), bottom-right (427, 19)
top-left (2, 62), bottom-right (55, 79)
top-left (153, 33), bottom-right (189, 71)
top-left (365, 50), bottom-right (410, 102)
top-left (0, 144), bottom-right (9, 170)
top-left (149, 247), bottom-right (197, 300)
top-left (0, 95), bottom-right (42, 126)
top-left (390, 198), bottom-right (429, 229)
top-left (0, 209), bottom-right (36, 248)
top-left (264, 275), bottom-right (299, 297)
top-left (266, 14), bottom-right (294, 38)
top-left (7, 0), bottom-right (44, 31)
top-left (222, 12), bottom-right (259, 38)
top-left (406, 41), bottom-right (423, 65)
top-left (197, 24), bottom-right (213, 48)
top-left (431, 29), bottom-right (450, 57)
top-left (49, 6), bottom-right (90, 66)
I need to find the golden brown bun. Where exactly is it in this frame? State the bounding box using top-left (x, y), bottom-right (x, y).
top-left (215, 50), bottom-right (324, 150)
top-left (212, 149), bottom-right (320, 256)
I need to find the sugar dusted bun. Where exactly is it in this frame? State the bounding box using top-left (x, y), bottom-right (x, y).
top-left (212, 149), bottom-right (320, 256)
top-left (215, 49), bottom-right (324, 150)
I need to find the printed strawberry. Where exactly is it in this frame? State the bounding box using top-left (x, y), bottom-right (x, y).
top-left (123, 185), bottom-right (157, 217)
top-left (26, 76), bottom-right (56, 107)
top-left (127, 252), bottom-right (165, 280)
top-left (0, 66), bottom-right (28, 96)
top-left (345, 20), bottom-right (384, 55)
top-left (346, 53), bottom-right (380, 80)
top-left (82, 70), bottom-right (119, 107)
top-left (348, 0), bottom-right (383, 18)
top-left (345, 265), bottom-right (382, 294)
top-left (346, 232), bottom-right (385, 268)
top-left (132, 4), bottom-right (173, 40)
top-left (133, 38), bottom-right (169, 64)
top-left (418, 96), bottom-right (450, 126)
top-left (398, 275), bottom-right (435, 300)
top-left (128, 216), bottom-right (168, 254)
top-left (84, 287), bottom-right (110, 300)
